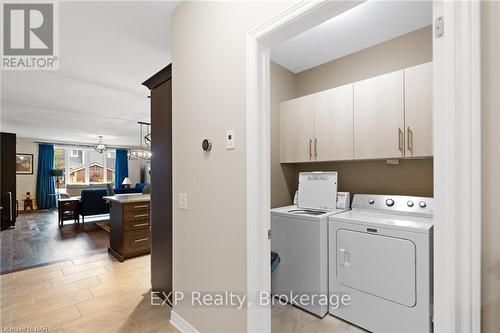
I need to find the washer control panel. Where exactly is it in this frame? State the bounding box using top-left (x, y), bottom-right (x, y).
top-left (352, 194), bottom-right (433, 216)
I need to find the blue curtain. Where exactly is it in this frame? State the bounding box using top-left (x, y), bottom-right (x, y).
top-left (36, 144), bottom-right (56, 209)
top-left (115, 149), bottom-right (129, 188)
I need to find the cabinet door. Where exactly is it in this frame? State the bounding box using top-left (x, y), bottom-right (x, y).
top-left (313, 84), bottom-right (353, 161)
top-left (353, 70), bottom-right (404, 159)
top-left (280, 95), bottom-right (314, 162)
top-left (405, 62), bottom-right (433, 157)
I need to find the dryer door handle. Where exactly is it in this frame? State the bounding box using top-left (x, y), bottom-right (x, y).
top-left (339, 248), bottom-right (350, 266)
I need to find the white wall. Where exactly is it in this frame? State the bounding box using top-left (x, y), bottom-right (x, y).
top-left (481, 1), bottom-right (500, 330)
top-left (171, 2), bottom-right (293, 332)
top-left (270, 62), bottom-right (298, 208)
top-left (16, 138), bottom-right (38, 209)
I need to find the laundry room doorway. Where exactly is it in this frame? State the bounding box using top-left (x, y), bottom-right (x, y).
top-left (246, 1), bottom-right (481, 332)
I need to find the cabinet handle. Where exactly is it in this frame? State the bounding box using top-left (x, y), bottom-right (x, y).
top-left (314, 138), bottom-right (318, 159)
top-left (309, 139), bottom-right (312, 159)
top-left (133, 237), bottom-right (149, 243)
top-left (398, 128), bottom-right (404, 153)
top-left (133, 204), bottom-right (148, 209)
top-left (7, 192), bottom-right (13, 222)
top-left (407, 126), bottom-right (413, 154)
top-left (133, 213), bottom-right (149, 218)
top-left (133, 223), bottom-right (149, 227)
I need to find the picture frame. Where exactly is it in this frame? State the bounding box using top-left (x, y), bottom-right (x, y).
top-left (16, 153), bottom-right (34, 175)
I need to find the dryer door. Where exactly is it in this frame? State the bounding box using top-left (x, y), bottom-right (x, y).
top-left (336, 229), bottom-right (416, 307)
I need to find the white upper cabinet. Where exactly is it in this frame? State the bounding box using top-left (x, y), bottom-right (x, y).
top-left (404, 62), bottom-right (433, 157)
top-left (279, 62), bottom-right (432, 163)
top-left (280, 95), bottom-right (314, 163)
top-left (313, 84), bottom-right (354, 161)
top-left (353, 70), bottom-right (405, 159)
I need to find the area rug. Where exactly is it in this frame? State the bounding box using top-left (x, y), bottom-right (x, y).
top-left (94, 221), bottom-right (110, 232)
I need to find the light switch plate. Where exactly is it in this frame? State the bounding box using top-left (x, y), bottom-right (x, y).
top-left (179, 193), bottom-right (188, 210)
top-left (226, 130), bottom-right (235, 150)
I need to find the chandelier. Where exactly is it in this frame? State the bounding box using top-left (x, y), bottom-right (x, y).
top-left (95, 136), bottom-right (107, 153)
top-left (129, 122), bottom-right (151, 160)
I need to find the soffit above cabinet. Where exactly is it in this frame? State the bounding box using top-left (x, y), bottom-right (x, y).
top-left (270, 1), bottom-right (432, 73)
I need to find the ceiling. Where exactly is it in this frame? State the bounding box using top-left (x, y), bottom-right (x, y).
top-left (271, 1), bottom-right (432, 73)
top-left (1, 1), bottom-right (179, 147)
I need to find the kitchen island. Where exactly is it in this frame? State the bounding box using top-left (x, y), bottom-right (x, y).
top-left (103, 194), bottom-right (151, 262)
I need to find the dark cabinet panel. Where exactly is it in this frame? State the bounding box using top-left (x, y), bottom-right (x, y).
top-left (1, 132), bottom-right (17, 230)
top-left (143, 66), bottom-right (172, 297)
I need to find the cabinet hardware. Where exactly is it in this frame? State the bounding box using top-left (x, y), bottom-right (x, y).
top-left (7, 192), bottom-right (12, 221)
top-left (407, 126), bottom-right (414, 154)
top-left (133, 223), bottom-right (149, 227)
top-left (133, 204), bottom-right (148, 209)
top-left (314, 138), bottom-right (318, 159)
top-left (133, 214), bottom-right (149, 218)
top-left (309, 139), bottom-right (312, 160)
top-left (133, 237), bottom-right (149, 243)
top-left (398, 128), bottom-right (404, 153)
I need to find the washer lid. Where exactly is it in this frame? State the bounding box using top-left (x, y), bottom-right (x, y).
top-left (271, 205), bottom-right (347, 221)
top-left (297, 172), bottom-right (337, 211)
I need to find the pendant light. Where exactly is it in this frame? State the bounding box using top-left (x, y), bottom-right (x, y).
top-left (95, 136), bottom-right (107, 153)
top-left (128, 122), bottom-right (152, 160)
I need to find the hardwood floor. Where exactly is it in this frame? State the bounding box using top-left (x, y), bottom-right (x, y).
top-left (0, 210), bottom-right (109, 273)
top-left (0, 252), bottom-right (177, 333)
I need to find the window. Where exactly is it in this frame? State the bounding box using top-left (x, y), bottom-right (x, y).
top-left (69, 149), bottom-right (85, 183)
top-left (55, 147), bottom-right (117, 187)
top-left (54, 148), bottom-right (66, 189)
top-left (107, 151), bottom-right (116, 186)
top-left (89, 150), bottom-right (105, 183)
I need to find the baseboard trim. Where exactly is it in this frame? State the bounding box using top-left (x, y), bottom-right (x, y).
top-left (170, 309), bottom-right (199, 333)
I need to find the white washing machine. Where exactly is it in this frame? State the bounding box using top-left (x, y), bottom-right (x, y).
top-left (329, 194), bottom-right (433, 332)
top-left (271, 172), bottom-right (348, 317)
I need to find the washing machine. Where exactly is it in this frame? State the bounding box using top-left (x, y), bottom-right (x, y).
top-left (329, 194), bottom-right (433, 332)
top-left (271, 172), bottom-right (348, 317)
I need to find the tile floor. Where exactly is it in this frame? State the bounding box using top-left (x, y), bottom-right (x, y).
top-left (0, 253), bottom-right (177, 333)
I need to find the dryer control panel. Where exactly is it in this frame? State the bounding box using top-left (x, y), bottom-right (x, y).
top-left (351, 194), bottom-right (433, 217)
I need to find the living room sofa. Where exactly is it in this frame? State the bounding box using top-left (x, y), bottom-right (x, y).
top-left (79, 189), bottom-right (109, 222)
top-left (113, 182), bottom-right (148, 194)
top-left (65, 183), bottom-right (109, 197)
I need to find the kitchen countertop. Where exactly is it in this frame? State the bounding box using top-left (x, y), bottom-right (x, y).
top-left (103, 194), bottom-right (150, 204)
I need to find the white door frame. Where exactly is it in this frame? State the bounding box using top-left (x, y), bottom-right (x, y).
top-left (246, 1), bottom-right (481, 333)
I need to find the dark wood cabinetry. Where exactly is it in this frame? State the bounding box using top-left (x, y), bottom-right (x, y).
top-left (108, 198), bottom-right (151, 261)
top-left (142, 65), bottom-right (172, 297)
top-left (1, 132), bottom-right (17, 231)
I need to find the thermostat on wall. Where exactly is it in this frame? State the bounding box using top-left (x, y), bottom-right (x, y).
top-left (226, 130), bottom-right (235, 150)
top-left (202, 139), bottom-right (212, 151)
